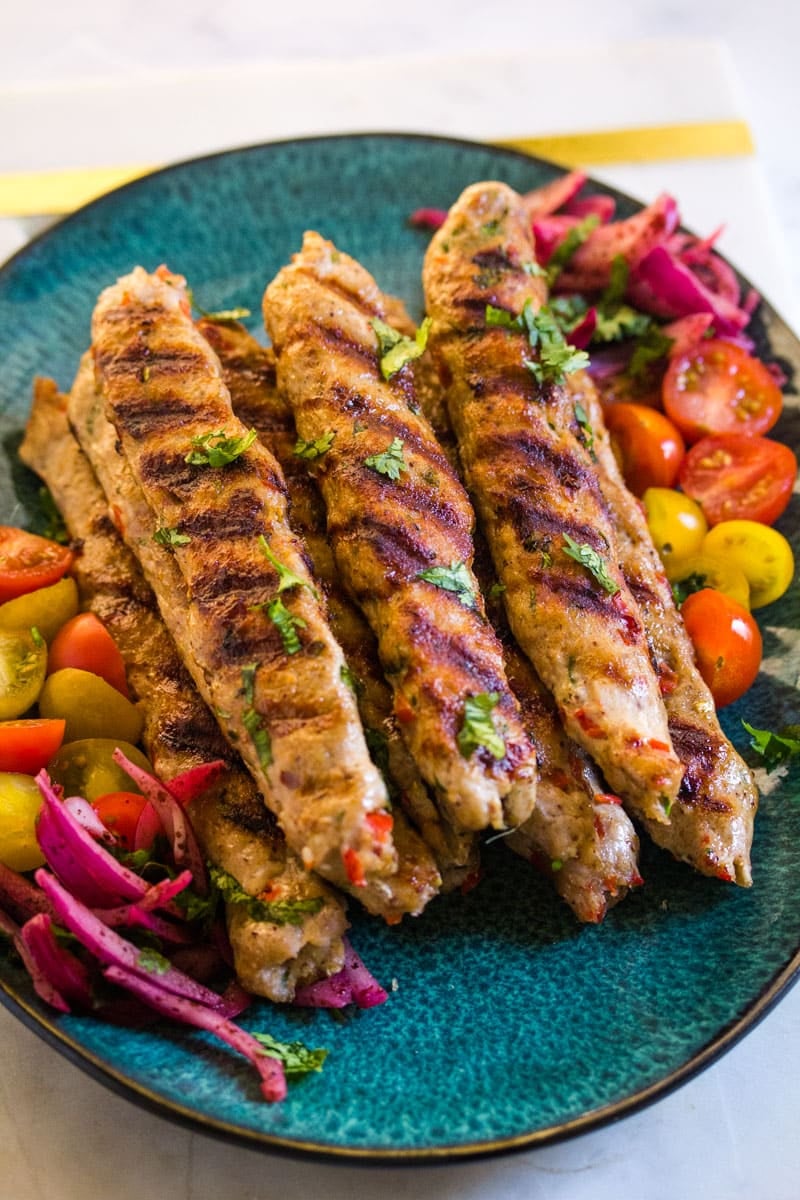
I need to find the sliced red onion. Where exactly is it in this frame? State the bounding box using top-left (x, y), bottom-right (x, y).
top-left (567, 306), bottom-right (597, 349)
top-left (532, 214), bottom-right (581, 264)
top-left (523, 170), bottom-right (587, 219)
top-left (294, 939), bottom-right (387, 1009)
top-left (408, 207), bottom-right (447, 231)
top-left (35, 870), bottom-right (226, 1010)
top-left (133, 802), bottom-right (162, 852)
top-left (92, 904), bottom-right (194, 943)
top-left (102, 964), bottom-right (286, 1102)
top-left (20, 913), bottom-right (93, 1010)
top-left (555, 193), bottom-right (680, 292)
top-left (628, 245), bottom-right (750, 335)
top-left (64, 796), bottom-right (115, 842)
top-left (565, 193), bottom-right (616, 223)
top-left (661, 313), bottom-right (715, 357)
top-left (138, 870), bottom-right (193, 912)
top-left (35, 770), bottom-right (149, 907)
top-left (165, 760), bottom-right (226, 807)
top-left (585, 343), bottom-right (633, 381)
top-left (112, 750), bottom-right (208, 894)
top-left (0, 907), bottom-right (69, 1013)
top-left (0, 861), bottom-right (52, 923)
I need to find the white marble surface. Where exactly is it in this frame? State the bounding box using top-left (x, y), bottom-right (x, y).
top-left (2, 4), bottom-right (799, 1198)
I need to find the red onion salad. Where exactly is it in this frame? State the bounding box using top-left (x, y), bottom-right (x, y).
top-left (0, 758), bottom-right (388, 1102)
top-left (411, 172), bottom-right (765, 387)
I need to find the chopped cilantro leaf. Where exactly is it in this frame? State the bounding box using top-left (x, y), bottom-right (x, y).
top-left (417, 561), bottom-right (476, 609)
top-left (241, 663), bottom-right (258, 705)
top-left (593, 304), bottom-right (652, 343)
top-left (294, 430), bottom-right (335, 460)
top-left (243, 706), bottom-right (272, 770)
top-left (265, 597), bottom-right (306, 655)
top-left (627, 327), bottom-right (674, 380)
top-left (197, 306), bottom-right (251, 323)
top-left (37, 487), bottom-right (69, 544)
top-left (545, 214), bottom-right (600, 285)
top-left (562, 534), bottom-right (620, 596)
top-left (252, 1033), bottom-right (328, 1078)
top-left (153, 526), bottom-right (190, 547)
top-left (258, 536), bottom-right (315, 596)
top-left (487, 300), bottom-right (589, 385)
top-left (209, 867), bottom-right (323, 925)
top-left (671, 572), bottom-right (711, 608)
top-left (364, 437), bottom-right (407, 482)
top-left (457, 692), bottom-right (506, 761)
top-left (489, 581), bottom-right (506, 599)
top-left (742, 721), bottom-right (800, 773)
top-left (485, 304), bottom-right (522, 331)
top-left (136, 947), bottom-right (171, 975)
top-left (185, 427), bottom-right (257, 467)
top-left (370, 316), bottom-right (431, 380)
top-left (573, 400), bottom-right (596, 459)
top-left (599, 255), bottom-right (630, 311)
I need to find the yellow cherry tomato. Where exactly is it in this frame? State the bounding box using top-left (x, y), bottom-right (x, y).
top-left (0, 772), bottom-right (46, 871)
top-left (667, 553), bottom-right (751, 610)
top-left (0, 576), bottom-right (79, 643)
top-left (642, 487), bottom-right (708, 573)
top-left (702, 520), bottom-right (794, 609)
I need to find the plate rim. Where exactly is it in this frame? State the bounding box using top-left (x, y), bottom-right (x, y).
top-left (1, 128), bottom-right (798, 1163)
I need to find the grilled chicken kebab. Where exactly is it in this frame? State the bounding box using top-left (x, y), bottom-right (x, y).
top-left (21, 377), bottom-right (349, 1000)
top-left (422, 182), bottom-right (684, 825)
top-left (87, 267), bottom-right (397, 897)
top-left (264, 232), bottom-right (539, 837)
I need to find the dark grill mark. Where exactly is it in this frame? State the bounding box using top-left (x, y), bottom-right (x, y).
top-left (190, 560), bottom-right (272, 605)
top-left (297, 267), bottom-right (383, 321)
top-left (502, 491), bottom-right (606, 552)
top-left (111, 395), bottom-right (214, 441)
top-left (670, 719), bottom-right (731, 812)
top-left (329, 513), bottom-right (434, 582)
top-left (481, 430), bottom-right (598, 497)
top-left (179, 490), bottom-right (265, 542)
top-left (157, 707), bottom-right (233, 762)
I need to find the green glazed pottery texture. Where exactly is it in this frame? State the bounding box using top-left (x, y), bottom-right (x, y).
top-left (0, 134), bottom-right (798, 1161)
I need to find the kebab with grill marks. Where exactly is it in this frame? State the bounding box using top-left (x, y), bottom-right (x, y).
top-left (263, 232), bottom-right (538, 836)
top-left (567, 372), bottom-right (758, 884)
top-left (86, 266), bottom-right (399, 897)
top-left (21, 376), bottom-right (350, 1001)
top-left (197, 317), bottom-right (476, 888)
top-left (414, 356), bottom-right (642, 920)
top-left (422, 181), bottom-right (684, 825)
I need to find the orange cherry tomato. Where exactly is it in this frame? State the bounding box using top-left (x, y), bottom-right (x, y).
top-left (47, 613), bottom-right (129, 697)
top-left (0, 527), bottom-right (73, 603)
top-left (0, 718), bottom-right (66, 774)
top-left (662, 339), bottom-right (783, 443)
top-left (91, 791), bottom-right (150, 851)
top-left (602, 402), bottom-right (686, 496)
top-left (678, 434), bottom-right (797, 526)
top-left (680, 588), bottom-right (762, 707)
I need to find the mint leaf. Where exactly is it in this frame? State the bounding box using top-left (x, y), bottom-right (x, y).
top-left (562, 534), bottom-right (620, 596)
top-left (370, 316), bottom-right (431, 380)
top-left (457, 692), bottom-right (505, 761)
top-left (185, 428), bottom-right (257, 467)
top-left (252, 1033), bottom-right (328, 1078)
top-left (417, 561), bottom-right (476, 609)
top-left (364, 437), bottom-right (407, 482)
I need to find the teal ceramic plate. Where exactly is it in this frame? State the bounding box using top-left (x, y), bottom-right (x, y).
top-left (0, 134), bottom-right (798, 1162)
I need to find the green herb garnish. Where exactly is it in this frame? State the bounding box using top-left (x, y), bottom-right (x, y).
top-left (30, 626), bottom-right (44, 648)
top-left (562, 533), bottom-right (620, 596)
top-left (242, 707), bottom-right (272, 771)
top-left (370, 316), bottom-right (432, 380)
top-left (457, 692), bottom-right (506, 761)
top-left (364, 436), bottom-right (408, 482)
top-left (252, 1033), bottom-right (328, 1079)
top-left (573, 400), bottom-right (595, 458)
top-left (209, 867), bottom-right (323, 925)
top-left (136, 947), bottom-right (171, 975)
top-left (293, 431), bottom-right (336, 460)
top-left (153, 526), bottom-right (191, 547)
top-left (37, 487), bottom-right (69, 545)
top-left (741, 721), bottom-right (800, 773)
top-left (241, 663), bottom-right (258, 705)
top-left (185, 427), bottom-right (257, 468)
top-left (258, 536), bottom-right (314, 596)
top-left (417, 561), bottom-right (476, 609)
top-left (670, 572), bottom-right (711, 608)
top-left (544, 214), bottom-right (600, 285)
top-left (265, 597), bottom-right (306, 655)
top-left (486, 299), bottom-right (589, 386)
top-left (627, 326), bottom-right (674, 380)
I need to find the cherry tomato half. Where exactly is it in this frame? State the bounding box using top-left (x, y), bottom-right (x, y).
top-left (602, 402), bottom-right (686, 496)
top-left (0, 718), bottom-right (66, 775)
top-left (680, 588), bottom-right (762, 708)
top-left (679, 434), bottom-right (796, 527)
top-left (92, 792), bottom-right (150, 852)
top-left (642, 487), bottom-right (708, 572)
top-left (47, 612), bottom-right (129, 697)
top-left (662, 340), bottom-right (783, 443)
top-left (702, 520), bottom-right (795, 609)
top-left (0, 527), bottom-right (73, 604)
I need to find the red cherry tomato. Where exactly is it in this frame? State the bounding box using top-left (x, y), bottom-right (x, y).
top-left (601, 402), bottom-right (686, 496)
top-left (662, 339), bottom-right (783, 443)
top-left (680, 588), bottom-right (762, 707)
top-left (679, 434), bottom-right (797, 526)
top-left (91, 791), bottom-right (150, 851)
top-left (0, 527), bottom-right (73, 603)
top-left (0, 718), bottom-right (66, 774)
top-left (47, 613), bottom-right (129, 697)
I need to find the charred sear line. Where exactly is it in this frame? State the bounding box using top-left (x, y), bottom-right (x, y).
top-left (407, 611), bottom-right (509, 702)
top-left (532, 570), bottom-right (629, 628)
top-left (138, 447), bottom-right (203, 493)
top-left (472, 248), bottom-right (517, 272)
top-left (110, 395), bottom-right (216, 441)
top-left (189, 560), bottom-right (273, 606)
top-left (292, 324), bottom-right (380, 374)
top-left (669, 720), bottom-right (731, 812)
top-left (219, 786), bottom-right (282, 838)
top-left (480, 430), bottom-right (598, 496)
top-left (626, 576), bottom-right (661, 608)
top-left (232, 400), bottom-right (293, 436)
top-left (157, 708), bottom-right (233, 761)
top-left (296, 267), bottom-right (384, 321)
top-left (501, 492), bottom-right (606, 552)
top-left (329, 513), bottom-right (435, 581)
top-left (179, 490), bottom-right (265, 542)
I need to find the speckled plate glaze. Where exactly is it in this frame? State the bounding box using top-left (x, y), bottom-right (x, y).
top-left (0, 133), bottom-right (799, 1163)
